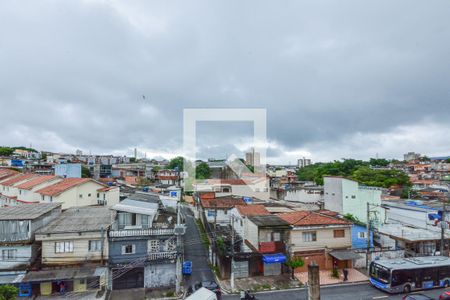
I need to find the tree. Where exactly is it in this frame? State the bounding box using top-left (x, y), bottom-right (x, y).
top-left (369, 158), bottom-right (390, 167)
top-left (130, 157), bottom-right (137, 163)
top-left (0, 147), bottom-right (14, 157)
top-left (196, 162), bottom-right (211, 179)
top-left (285, 257), bottom-right (305, 280)
top-left (168, 156), bottom-right (184, 171)
top-left (0, 285), bottom-right (18, 300)
top-left (446, 158), bottom-right (450, 163)
top-left (81, 166), bottom-right (91, 178)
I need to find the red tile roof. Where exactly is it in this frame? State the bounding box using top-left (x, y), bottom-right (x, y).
top-left (236, 205), bottom-right (270, 216)
top-left (201, 197), bottom-right (246, 209)
top-left (279, 211), bottom-right (350, 226)
top-left (0, 169), bottom-right (19, 181)
top-left (0, 174), bottom-right (38, 187)
top-left (36, 178), bottom-right (91, 196)
top-left (16, 175), bottom-right (58, 190)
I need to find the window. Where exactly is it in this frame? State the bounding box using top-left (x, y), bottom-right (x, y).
top-left (97, 193), bottom-right (100, 198)
top-left (141, 215), bottom-right (150, 228)
top-left (302, 231), bottom-right (317, 242)
top-left (55, 241), bottom-right (74, 253)
top-left (272, 232), bottom-right (281, 242)
top-left (88, 193), bottom-right (91, 197)
top-left (334, 230), bottom-right (345, 238)
top-left (2, 249), bottom-right (17, 260)
top-left (122, 244), bottom-right (135, 255)
top-left (351, 195), bottom-right (356, 199)
top-left (357, 232), bottom-right (366, 239)
top-left (79, 194), bottom-right (83, 198)
top-left (88, 240), bottom-right (102, 252)
top-left (149, 240), bottom-right (160, 252)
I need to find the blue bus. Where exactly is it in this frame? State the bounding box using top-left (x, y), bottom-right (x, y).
top-left (370, 256), bottom-right (450, 293)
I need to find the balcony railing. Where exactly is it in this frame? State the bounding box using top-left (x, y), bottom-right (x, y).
top-left (148, 251), bottom-right (177, 260)
top-left (109, 228), bottom-right (175, 238)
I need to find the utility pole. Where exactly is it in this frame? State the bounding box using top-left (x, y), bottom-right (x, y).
top-left (175, 201), bottom-right (182, 295)
top-left (441, 198), bottom-right (447, 256)
top-left (100, 226), bottom-right (105, 265)
top-left (231, 216), bottom-right (235, 292)
top-left (366, 202), bottom-right (371, 269)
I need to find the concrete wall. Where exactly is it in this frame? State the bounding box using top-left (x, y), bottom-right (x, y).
top-left (145, 263), bottom-right (176, 288)
top-left (204, 208), bottom-right (230, 224)
top-left (323, 177), bottom-right (344, 213)
top-left (109, 238), bottom-right (148, 264)
top-left (284, 189), bottom-right (322, 203)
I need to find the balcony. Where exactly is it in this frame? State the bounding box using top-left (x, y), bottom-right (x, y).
top-left (109, 228), bottom-right (175, 238)
top-left (148, 251), bottom-right (177, 261)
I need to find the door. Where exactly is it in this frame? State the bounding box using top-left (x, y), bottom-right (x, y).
top-left (40, 282), bottom-right (52, 296)
top-left (264, 263), bottom-right (281, 276)
top-left (233, 260), bottom-right (249, 278)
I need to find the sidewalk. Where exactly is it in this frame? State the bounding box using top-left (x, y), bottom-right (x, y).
top-left (219, 274), bottom-right (302, 293)
top-left (294, 268), bottom-right (368, 286)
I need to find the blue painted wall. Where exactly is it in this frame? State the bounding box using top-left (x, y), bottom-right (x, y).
top-left (352, 224), bottom-right (373, 249)
top-left (109, 238), bottom-right (148, 264)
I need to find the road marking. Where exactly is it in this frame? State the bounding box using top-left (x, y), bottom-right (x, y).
top-left (372, 296), bottom-right (388, 299)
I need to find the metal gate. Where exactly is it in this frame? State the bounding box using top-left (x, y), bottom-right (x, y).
top-left (112, 267), bottom-right (145, 290)
top-left (233, 260), bottom-right (249, 278)
top-left (263, 263), bottom-right (281, 276)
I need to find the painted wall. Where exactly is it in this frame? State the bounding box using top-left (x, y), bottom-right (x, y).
top-left (284, 189), bottom-right (322, 203)
top-left (0, 245), bottom-right (33, 270)
top-left (289, 226), bottom-right (352, 252)
top-left (40, 181), bottom-right (105, 209)
top-left (145, 263), bottom-right (176, 288)
top-left (351, 224), bottom-right (373, 249)
top-left (109, 238), bottom-right (148, 264)
top-left (17, 178), bottom-right (63, 203)
top-left (54, 164), bottom-right (82, 178)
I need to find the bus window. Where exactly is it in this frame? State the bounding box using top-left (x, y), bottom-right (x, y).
top-left (423, 267), bottom-right (438, 282)
top-left (392, 270), bottom-right (411, 287)
top-left (371, 263), bottom-right (391, 284)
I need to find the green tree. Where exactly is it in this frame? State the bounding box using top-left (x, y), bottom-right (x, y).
top-left (285, 257), bottom-right (305, 279)
top-left (168, 156), bottom-right (184, 171)
top-left (130, 157), bottom-right (137, 163)
top-left (196, 162), bottom-right (211, 179)
top-left (446, 158), bottom-right (450, 163)
top-left (0, 285), bottom-right (18, 300)
top-left (0, 147), bottom-right (14, 156)
top-left (81, 166), bottom-right (91, 178)
top-left (369, 158), bottom-right (390, 167)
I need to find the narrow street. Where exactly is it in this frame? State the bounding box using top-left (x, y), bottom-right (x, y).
top-left (182, 205), bottom-right (216, 288)
top-left (223, 282), bottom-right (450, 300)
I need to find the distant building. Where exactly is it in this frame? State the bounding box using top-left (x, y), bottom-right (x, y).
top-left (54, 163), bottom-right (81, 178)
top-left (297, 157), bottom-right (312, 168)
top-left (75, 149), bottom-right (83, 156)
top-left (404, 152), bottom-right (421, 161)
top-left (245, 148), bottom-right (260, 167)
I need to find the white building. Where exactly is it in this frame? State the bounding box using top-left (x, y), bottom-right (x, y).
top-left (324, 176), bottom-right (384, 225)
top-left (297, 157), bottom-right (312, 168)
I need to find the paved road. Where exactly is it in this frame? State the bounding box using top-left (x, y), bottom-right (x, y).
top-left (182, 205), bottom-right (216, 288)
top-left (222, 282), bottom-right (450, 300)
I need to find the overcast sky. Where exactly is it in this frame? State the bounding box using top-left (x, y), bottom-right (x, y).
top-left (1, 0), bottom-right (450, 164)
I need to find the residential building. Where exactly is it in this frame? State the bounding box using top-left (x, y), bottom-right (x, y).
top-left (16, 175), bottom-right (63, 204)
top-left (26, 206), bottom-right (113, 296)
top-left (35, 178), bottom-right (119, 209)
top-left (245, 148), bottom-right (260, 167)
top-left (297, 157), bottom-right (312, 168)
top-left (0, 203), bottom-right (61, 271)
top-left (0, 173), bottom-right (38, 206)
top-left (404, 152), bottom-right (421, 162)
top-left (200, 196), bottom-right (246, 225)
top-left (54, 163), bottom-right (81, 178)
top-left (157, 169), bottom-right (179, 186)
top-left (108, 197), bottom-right (178, 290)
top-left (323, 176), bottom-right (384, 226)
top-left (279, 211), bottom-right (355, 271)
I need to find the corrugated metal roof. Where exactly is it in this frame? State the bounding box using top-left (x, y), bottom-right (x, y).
top-left (36, 206), bottom-right (114, 234)
top-left (0, 203), bottom-right (61, 220)
top-left (111, 199), bottom-right (158, 216)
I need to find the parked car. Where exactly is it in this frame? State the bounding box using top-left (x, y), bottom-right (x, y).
top-left (402, 294), bottom-right (434, 300)
top-left (439, 291), bottom-right (450, 300)
top-left (201, 281), bottom-right (222, 299)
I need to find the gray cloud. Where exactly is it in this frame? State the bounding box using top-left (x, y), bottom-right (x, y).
top-left (1, 0), bottom-right (450, 162)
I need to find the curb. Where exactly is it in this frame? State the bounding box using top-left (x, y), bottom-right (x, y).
top-left (221, 280), bottom-right (370, 295)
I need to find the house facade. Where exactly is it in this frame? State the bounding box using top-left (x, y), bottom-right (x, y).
top-left (108, 197), bottom-right (178, 290)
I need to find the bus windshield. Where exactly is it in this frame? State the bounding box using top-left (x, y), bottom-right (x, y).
top-left (370, 263), bottom-right (391, 284)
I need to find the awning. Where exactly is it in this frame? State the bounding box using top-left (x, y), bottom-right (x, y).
top-left (329, 250), bottom-right (362, 261)
top-left (262, 253), bottom-right (286, 264)
top-left (22, 267), bottom-right (99, 282)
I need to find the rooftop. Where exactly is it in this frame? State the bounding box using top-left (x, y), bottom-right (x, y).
top-left (35, 178), bottom-right (92, 196)
top-left (0, 173), bottom-right (38, 187)
top-left (36, 206), bottom-right (114, 234)
top-left (111, 199), bottom-right (159, 216)
top-left (247, 215), bottom-right (290, 227)
top-left (201, 197), bottom-right (246, 209)
top-left (279, 211), bottom-right (350, 226)
top-left (0, 203), bottom-right (61, 220)
top-left (235, 205), bottom-right (270, 217)
top-left (374, 256), bottom-right (450, 270)
top-left (16, 175), bottom-right (58, 190)
top-left (127, 192), bottom-right (160, 203)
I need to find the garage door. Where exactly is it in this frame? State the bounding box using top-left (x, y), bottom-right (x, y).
top-left (233, 261), bottom-right (249, 278)
top-left (112, 267), bottom-right (144, 290)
